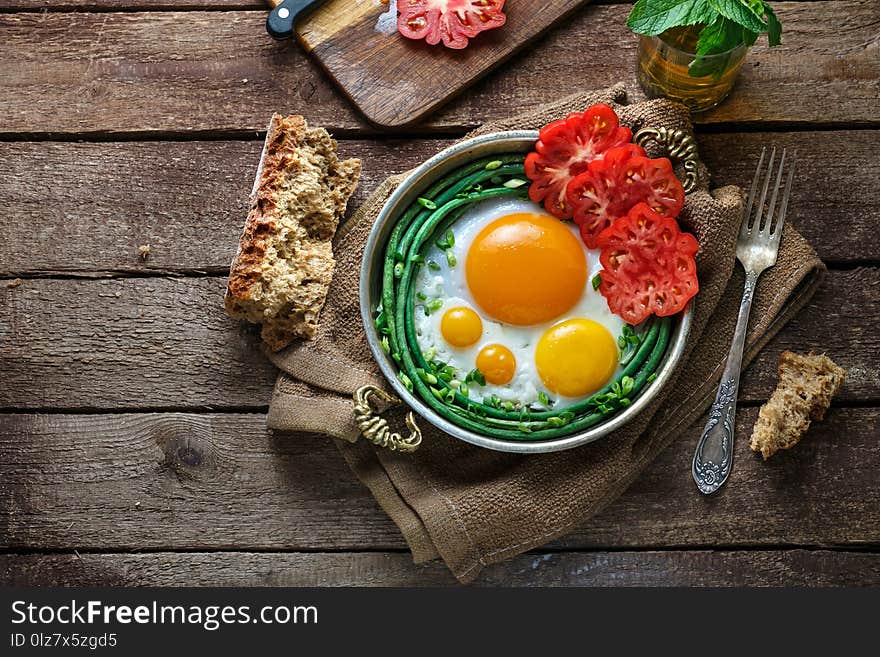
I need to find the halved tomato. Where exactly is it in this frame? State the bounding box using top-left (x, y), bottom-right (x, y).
top-left (596, 203), bottom-right (699, 324)
top-left (567, 146), bottom-right (685, 248)
top-left (524, 104), bottom-right (633, 219)
top-left (397, 0), bottom-right (507, 50)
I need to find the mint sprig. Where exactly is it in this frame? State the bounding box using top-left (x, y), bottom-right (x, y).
top-left (707, 0), bottom-right (767, 34)
top-left (627, 0), bottom-right (716, 36)
top-left (628, 0), bottom-right (782, 78)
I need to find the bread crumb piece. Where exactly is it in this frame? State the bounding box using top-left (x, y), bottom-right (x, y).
top-left (6, 278), bottom-right (22, 288)
top-left (138, 244), bottom-right (151, 260)
top-left (749, 351), bottom-right (845, 460)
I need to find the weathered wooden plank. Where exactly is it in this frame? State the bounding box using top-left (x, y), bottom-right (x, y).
top-left (0, 139), bottom-right (421, 276)
top-left (2, 549), bottom-right (877, 586)
top-left (0, 414), bottom-right (395, 550)
top-left (0, 0), bottom-right (832, 10)
top-left (570, 405), bottom-right (880, 551)
top-left (0, 277), bottom-right (277, 410)
top-left (0, 269), bottom-right (875, 410)
top-left (1, 131), bottom-right (876, 277)
top-left (0, 407), bottom-right (876, 552)
top-left (0, 0), bottom-right (629, 9)
top-left (0, 11), bottom-right (362, 136)
top-left (0, 0), bottom-right (262, 7)
top-left (0, 3), bottom-right (876, 136)
top-left (696, 131), bottom-right (880, 264)
top-left (0, 0), bottom-right (261, 7)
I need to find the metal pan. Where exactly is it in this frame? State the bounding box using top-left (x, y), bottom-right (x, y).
top-left (359, 131), bottom-right (692, 453)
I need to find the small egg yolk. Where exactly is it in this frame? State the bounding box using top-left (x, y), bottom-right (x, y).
top-left (535, 319), bottom-right (618, 397)
top-left (476, 344), bottom-right (516, 385)
top-left (440, 306), bottom-right (483, 348)
top-left (466, 213), bottom-right (587, 326)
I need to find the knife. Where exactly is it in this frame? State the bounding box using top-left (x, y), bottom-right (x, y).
top-left (265, 0), bottom-right (328, 40)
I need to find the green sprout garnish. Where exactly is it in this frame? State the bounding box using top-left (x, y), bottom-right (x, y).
top-left (436, 229), bottom-right (455, 250)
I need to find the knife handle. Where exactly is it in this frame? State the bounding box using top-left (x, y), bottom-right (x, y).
top-left (266, 0), bottom-right (325, 40)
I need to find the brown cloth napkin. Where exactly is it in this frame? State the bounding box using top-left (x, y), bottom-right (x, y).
top-left (265, 84), bottom-right (825, 583)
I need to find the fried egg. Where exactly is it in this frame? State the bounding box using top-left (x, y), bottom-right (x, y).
top-left (414, 196), bottom-right (625, 410)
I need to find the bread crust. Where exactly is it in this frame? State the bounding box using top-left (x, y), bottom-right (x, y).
top-left (749, 351), bottom-right (845, 459)
top-left (224, 114), bottom-right (361, 350)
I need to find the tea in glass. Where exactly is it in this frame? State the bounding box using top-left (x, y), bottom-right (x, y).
top-left (637, 26), bottom-right (748, 112)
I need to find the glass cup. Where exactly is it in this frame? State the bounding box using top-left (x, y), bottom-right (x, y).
top-left (637, 26), bottom-right (748, 112)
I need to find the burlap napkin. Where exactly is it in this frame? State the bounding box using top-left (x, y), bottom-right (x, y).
top-left (264, 84), bottom-right (825, 583)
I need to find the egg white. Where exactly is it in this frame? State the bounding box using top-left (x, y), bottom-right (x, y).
top-left (413, 196), bottom-right (626, 410)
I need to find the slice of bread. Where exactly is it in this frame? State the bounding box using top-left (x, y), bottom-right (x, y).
top-left (225, 114), bottom-right (361, 350)
top-left (749, 351), bottom-right (845, 460)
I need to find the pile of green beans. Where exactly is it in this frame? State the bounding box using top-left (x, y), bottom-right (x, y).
top-left (373, 154), bottom-right (673, 441)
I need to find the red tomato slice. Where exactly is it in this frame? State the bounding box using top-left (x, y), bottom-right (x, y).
top-left (524, 104), bottom-right (633, 219)
top-left (564, 144), bottom-right (646, 247)
top-left (596, 203), bottom-right (699, 324)
top-left (567, 146), bottom-right (685, 248)
top-left (397, 0), bottom-right (507, 50)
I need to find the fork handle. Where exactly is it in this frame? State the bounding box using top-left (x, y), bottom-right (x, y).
top-left (692, 270), bottom-right (759, 495)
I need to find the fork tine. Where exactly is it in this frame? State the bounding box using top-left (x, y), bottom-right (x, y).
top-left (742, 146), bottom-right (766, 233)
top-left (772, 149), bottom-right (797, 240)
top-left (765, 147), bottom-right (787, 234)
top-left (755, 147), bottom-right (776, 231)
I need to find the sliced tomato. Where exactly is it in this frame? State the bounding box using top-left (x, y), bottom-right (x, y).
top-left (596, 203), bottom-right (699, 324)
top-left (567, 146), bottom-right (685, 249)
top-left (397, 0), bottom-right (507, 50)
top-left (524, 104), bottom-right (633, 219)
top-left (564, 144), bottom-right (646, 247)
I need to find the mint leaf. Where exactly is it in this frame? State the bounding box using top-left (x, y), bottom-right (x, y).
top-left (741, 27), bottom-right (759, 47)
top-left (707, 0), bottom-right (767, 33)
top-left (627, 0), bottom-right (717, 36)
top-left (764, 3), bottom-right (782, 46)
top-left (690, 15), bottom-right (742, 78)
top-left (695, 15), bottom-right (743, 55)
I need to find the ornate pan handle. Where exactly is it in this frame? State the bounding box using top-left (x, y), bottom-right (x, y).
top-left (353, 385), bottom-right (422, 453)
top-left (634, 127), bottom-right (700, 194)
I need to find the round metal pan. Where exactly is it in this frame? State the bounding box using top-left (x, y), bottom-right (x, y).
top-left (359, 130), bottom-right (692, 453)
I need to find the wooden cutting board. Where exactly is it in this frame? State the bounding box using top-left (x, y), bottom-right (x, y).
top-left (296, 0), bottom-right (590, 128)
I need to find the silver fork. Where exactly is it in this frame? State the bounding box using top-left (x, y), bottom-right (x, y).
top-left (692, 147), bottom-right (796, 495)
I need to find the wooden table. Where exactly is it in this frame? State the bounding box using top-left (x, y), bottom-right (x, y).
top-left (1, 0), bottom-right (878, 587)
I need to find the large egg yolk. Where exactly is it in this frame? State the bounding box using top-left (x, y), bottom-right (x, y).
top-left (466, 213), bottom-right (587, 326)
top-left (440, 306), bottom-right (483, 347)
top-left (535, 319), bottom-right (618, 397)
top-left (476, 344), bottom-right (516, 385)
